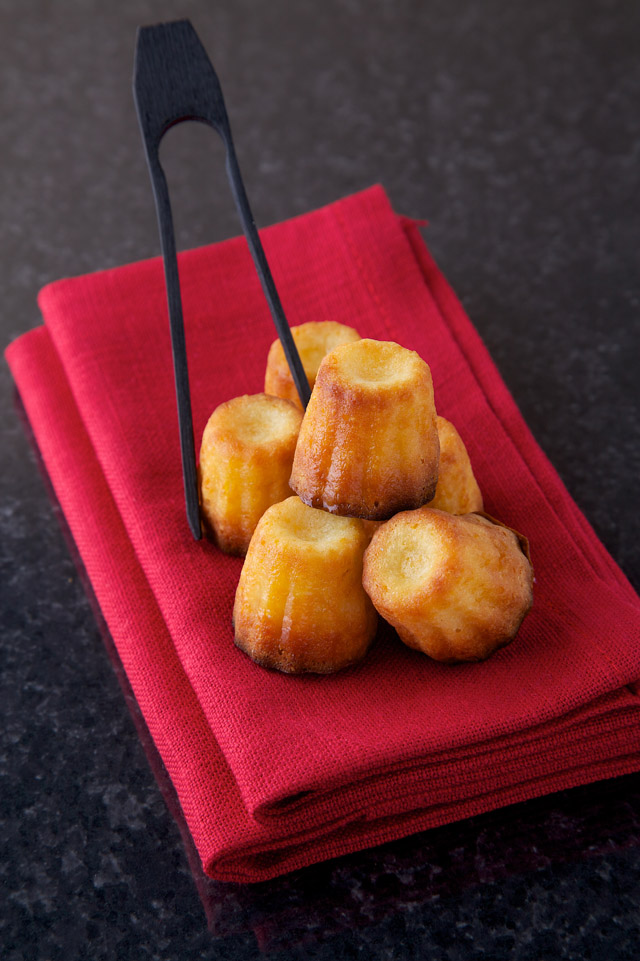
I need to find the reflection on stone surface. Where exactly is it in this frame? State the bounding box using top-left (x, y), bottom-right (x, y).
top-left (195, 777), bottom-right (640, 952)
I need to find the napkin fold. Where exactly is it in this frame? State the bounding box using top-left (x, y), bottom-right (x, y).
top-left (6, 185), bottom-right (640, 882)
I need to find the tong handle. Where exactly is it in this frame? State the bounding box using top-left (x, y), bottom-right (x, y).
top-left (134, 20), bottom-right (310, 541)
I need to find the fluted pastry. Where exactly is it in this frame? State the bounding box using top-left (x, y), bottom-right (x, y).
top-left (265, 320), bottom-right (361, 408)
top-left (428, 416), bottom-right (483, 514)
top-left (233, 496), bottom-right (377, 673)
top-left (363, 507), bottom-right (533, 663)
top-left (199, 394), bottom-right (302, 555)
top-left (290, 339), bottom-right (440, 520)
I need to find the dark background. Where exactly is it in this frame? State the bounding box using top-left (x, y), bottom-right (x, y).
top-left (2, 1), bottom-right (639, 959)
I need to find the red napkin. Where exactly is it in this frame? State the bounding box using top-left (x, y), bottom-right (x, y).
top-left (7, 186), bottom-right (640, 882)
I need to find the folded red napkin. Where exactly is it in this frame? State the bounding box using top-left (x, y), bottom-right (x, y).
top-left (7, 185), bottom-right (640, 882)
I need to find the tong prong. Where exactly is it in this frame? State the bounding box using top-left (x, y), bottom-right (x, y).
top-left (134, 19), bottom-right (310, 540)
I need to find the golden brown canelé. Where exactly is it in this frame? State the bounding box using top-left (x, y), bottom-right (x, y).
top-left (362, 507), bottom-right (533, 663)
top-left (428, 416), bottom-right (483, 514)
top-left (233, 496), bottom-right (378, 674)
top-left (290, 339), bottom-right (440, 520)
top-left (265, 321), bottom-right (361, 408)
top-left (199, 394), bottom-right (303, 555)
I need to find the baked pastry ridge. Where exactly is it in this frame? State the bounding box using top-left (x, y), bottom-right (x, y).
top-left (363, 507), bottom-right (533, 663)
top-left (290, 338), bottom-right (440, 520)
top-left (199, 393), bottom-right (302, 555)
top-left (265, 320), bottom-right (361, 408)
top-left (427, 415), bottom-right (483, 514)
top-left (233, 496), bottom-right (378, 674)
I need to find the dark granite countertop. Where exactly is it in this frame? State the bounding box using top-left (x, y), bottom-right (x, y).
top-left (2, 2), bottom-right (639, 959)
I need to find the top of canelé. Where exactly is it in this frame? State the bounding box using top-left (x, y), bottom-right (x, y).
top-left (203, 394), bottom-right (302, 449)
top-left (365, 508), bottom-right (449, 596)
top-left (319, 339), bottom-right (429, 392)
top-left (266, 496), bottom-right (364, 550)
top-left (268, 321), bottom-right (361, 381)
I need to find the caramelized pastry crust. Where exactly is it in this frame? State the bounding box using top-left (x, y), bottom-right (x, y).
top-left (233, 496), bottom-right (378, 674)
top-left (428, 416), bottom-right (483, 514)
top-left (265, 321), bottom-right (361, 408)
top-left (199, 394), bottom-right (302, 555)
top-left (290, 339), bottom-right (440, 520)
top-left (363, 508), bottom-right (533, 663)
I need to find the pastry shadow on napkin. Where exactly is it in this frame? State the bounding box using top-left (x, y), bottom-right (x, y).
top-left (15, 400), bottom-right (639, 953)
top-left (6, 185), bottom-right (640, 885)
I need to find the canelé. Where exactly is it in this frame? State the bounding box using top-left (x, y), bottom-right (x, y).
top-left (199, 393), bottom-right (302, 555)
top-left (362, 508), bottom-right (533, 663)
top-left (428, 416), bottom-right (483, 514)
top-left (233, 496), bottom-right (378, 674)
top-left (290, 339), bottom-right (440, 520)
top-left (265, 320), bottom-right (361, 408)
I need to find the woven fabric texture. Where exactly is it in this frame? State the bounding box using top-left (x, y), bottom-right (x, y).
top-left (6, 186), bottom-right (640, 882)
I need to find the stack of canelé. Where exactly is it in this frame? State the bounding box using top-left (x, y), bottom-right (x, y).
top-left (199, 322), bottom-right (533, 674)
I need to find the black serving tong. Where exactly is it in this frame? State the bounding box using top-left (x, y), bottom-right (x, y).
top-left (133, 19), bottom-right (311, 540)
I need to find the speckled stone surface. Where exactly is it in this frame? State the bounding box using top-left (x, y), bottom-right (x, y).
top-left (2, 2), bottom-right (639, 959)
